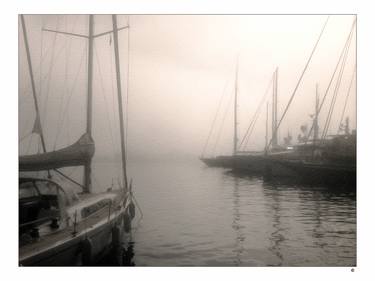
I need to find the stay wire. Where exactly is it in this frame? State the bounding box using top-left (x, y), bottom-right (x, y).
top-left (42, 16), bottom-right (60, 139)
top-left (304, 17), bottom-right (356, 143)
top-left (337, 64), bottom-right (356, 134)
top-left (243, 100), bottom-right (265, 150)
top-left (240, 71), bottom-right (274, 150)
top-left (53, 18), bottom-right (71, 149)
top-left (125, 16), bottom-right (131, 161)
top-left (53, 45), bottom-right (86, 145)
top-left (53, 16), bottom-right (77, 150)
top-left (321, 26), bottom-right (353, 140)
top-left (201, 78), bottom-right (229, 157)
top-left (266, 16), bottom-right (330, 151)
top-left (94, 44), bottom-right (116, 152)
top-left (212, 92), bottom-right (234, 156)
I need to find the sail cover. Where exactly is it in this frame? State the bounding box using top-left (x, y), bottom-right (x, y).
top-left (19, 133), bottom-right (95, 171)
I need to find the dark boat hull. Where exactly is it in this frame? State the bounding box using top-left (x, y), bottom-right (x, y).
top-left (20, 205), bottom-right (131, 266)
top-left (200, 154), bottom-right (266, 174)
top-left (201, 154), bottom-right (356, 187)
top-left (265, 160), bottom-right (356, 187)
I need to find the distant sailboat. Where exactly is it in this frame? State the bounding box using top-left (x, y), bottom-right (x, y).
top-left (264, 17), bottom-right (357, 186)
top-left (200, 65), bottom-right (281, 174)
top-left (19, 15), bottom-right (136, 266)
top-left (201, 16), bottom-right (356, 187)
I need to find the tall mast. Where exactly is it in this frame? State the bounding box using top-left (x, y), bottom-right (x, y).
top-left (21, 15), bottom-right (51, 179)
top-left (83, 15), bottom-right (94, 193)
top-left (233, 60), bottom-right (239, 156)
top-left (313, 83), bottom-right (319, 142)
top-left (20, 15), bottom-right (47, 154)
top-left (272, 67), bottom-right (278, 149)
top-left (112, 15), bottom-right (128, 190)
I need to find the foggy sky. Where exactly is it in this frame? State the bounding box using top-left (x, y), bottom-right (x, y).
top-left (19, 15), bottom-right (356, 159)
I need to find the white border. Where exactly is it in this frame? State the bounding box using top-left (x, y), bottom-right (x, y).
top-left (2, 0), bottom-right (374, 280)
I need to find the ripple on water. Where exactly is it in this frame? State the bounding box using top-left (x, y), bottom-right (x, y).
top-left (94, 159), bottom-right (356, 266)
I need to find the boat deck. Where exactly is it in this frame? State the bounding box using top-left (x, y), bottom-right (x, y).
top-left (19, 190), bottom-right (125, 264)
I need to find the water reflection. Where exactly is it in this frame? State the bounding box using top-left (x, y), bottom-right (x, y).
top-left (263, 182), bottom-right (284, 266)
top-left (232, 170), bottom-right (356, 266)
top-left (97, 240), bottom-right (135, 266)
top-left (92, 160), bottom-right (355, 266)
top-left (231, 177), bottom-right (245, 266)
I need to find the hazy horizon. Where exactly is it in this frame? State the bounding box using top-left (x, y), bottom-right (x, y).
top-left (19, 15), bottom-right (356, 160)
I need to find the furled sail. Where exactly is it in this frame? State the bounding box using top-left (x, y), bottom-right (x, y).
top-left (19, 133), bottom-right (95, 171)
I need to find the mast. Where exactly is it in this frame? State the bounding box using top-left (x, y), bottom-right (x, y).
top-left (313, 83), bottom-right (319, 142)
top-left (21, 15), bottom-right (52, 179)
top-left (112, 14), bottom-right (128, 190)
top-left (20, 15), bottom-right (48, 154)
top-left (233, 60), bottom-right (239, 156)
top-left (271, 67), bottom-right (278, 149)
top-left (83, 15), bottom-right (94, 193)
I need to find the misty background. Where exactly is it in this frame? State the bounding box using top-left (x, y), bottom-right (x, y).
top-left (19, 15), bottom-right (356, 162)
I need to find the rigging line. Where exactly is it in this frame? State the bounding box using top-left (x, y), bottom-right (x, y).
top-left (337, 64), bottom-right (356, 134)
top-left (38, 42), bottom-right (66, 82)
top-left (25, 17), bottom-right (77, 85)
top-left (241, 87), bottom-right (270, 150)
top-left (239, 71), bottom-right (274, 150)
top-left (304, 17), bottom-right (357, 143)
top-left (26, 134), bottom-right (33, 155)
top-left (321, 46), bottom-right (350, 140)
top-left (321, 53), bottom-right (350, 140)
top-left (19, 132), bottom-right (32, 143)
top-left (41, 16), bottom-right (60, 135)
top-left (243, 104), bottom-right (262, 149)
top-left (37, 16), bottom-right (79, 71)
top-left (53, 19), bottom-right (74, 150)
top-left (321, 27), bottom-right (353, 140)
top-left (109, 33), bottom-right (119, 153)
top-left (243, 99), bottom-right (265, 150)
top-left (125, 16), bottom-right (131, 161)
top-left (93, 44), bottom-right (116, 151)
top-left (201, 78), bottom-right (229, 157)
top-left (53, 169), bottom-right (86, 190)
top-left (53, 46), bottom-right (86, 145)
top-left (212, 92), bottom-right (234, 156)
top-left (38, 16), bottom-right (45, 106)
top-left (39, 16), bottom-right (80, 84)
top-left (266, 16), bottom-right (330, 151)
top-left (58, 45), bottom-right (86, 129)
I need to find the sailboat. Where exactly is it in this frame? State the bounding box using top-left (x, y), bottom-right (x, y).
top-left (264, 16), bottom-right (357, 186)
top-left (265, 84), bottom-right (357, 186)
top-left (202, 17), bottom-right (356, 187)
top-left (200, 65), bottom-right (283, 174)
top-left (19, 15), bottom-right (136, 266)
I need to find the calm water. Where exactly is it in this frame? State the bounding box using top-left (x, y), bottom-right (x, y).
top-left (93, 158), bottom-right (356, 266)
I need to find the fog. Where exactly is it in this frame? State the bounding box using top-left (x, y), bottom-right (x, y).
top-left (19, 15), bottom-right (356, 160)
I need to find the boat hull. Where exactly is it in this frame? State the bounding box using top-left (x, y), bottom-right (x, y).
top-left (19, 197), bottom-right (132, 266)
top-left (265, 159), bottom-right (356, 187)
top-left (200, 154), bottom-right (267, 174)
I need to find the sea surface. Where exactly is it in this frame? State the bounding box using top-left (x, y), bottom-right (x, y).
top-left (92, 157), bottom-right (356, 266)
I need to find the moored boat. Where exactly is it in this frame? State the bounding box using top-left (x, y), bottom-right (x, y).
top-left (19, 15), bottom-right (136, 266)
